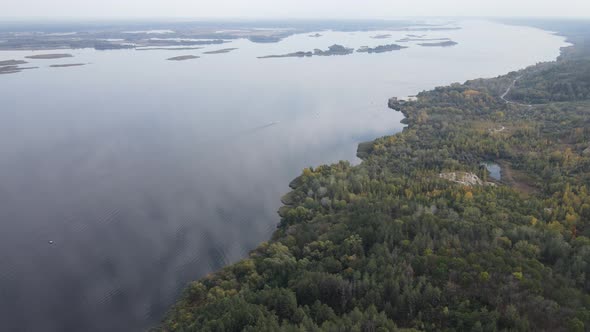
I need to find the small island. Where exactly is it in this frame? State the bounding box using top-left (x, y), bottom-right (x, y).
top-left (50, 63), bottom-right (87, 68)
top-left (25, 54), bottom-right (73, 59)
top-left (136, 47), bottom-right (204, 51)
top-left (203, 48), bottom-right (238, 54)
top-left (309, 33), bottom-right (322, 38)
top-left (0, 65), bottom-right (21, 74)
top-left (357, 44), bottom-right (407, 54)
top-left (0, 59), bottom-right (28, 66)
top-left (167, 55), bottom-right (200, 61)
top-left (371, 34), bottom-right (392, 39)
top-left (258, 51), bottom-right (313, 59)
top-left (0, 65), bottom-right (38, 74)
top-left (259, 45), bottom-right (354, 59)
top-left (313, 44), bottom-right (354, 56)
top-left (248, 36), bottom-right (282, 43)
top-left (418, 40), bottom-right (458, 47)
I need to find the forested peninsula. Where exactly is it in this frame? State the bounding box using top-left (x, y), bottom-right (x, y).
top-left (158, 22), bottom-right (590, 331)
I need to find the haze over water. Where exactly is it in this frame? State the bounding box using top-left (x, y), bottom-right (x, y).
top-left (0, 20), bottom-right (567, 331)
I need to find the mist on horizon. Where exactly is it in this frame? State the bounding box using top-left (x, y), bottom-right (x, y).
top-left (2, 0), bottom-right (590, 20)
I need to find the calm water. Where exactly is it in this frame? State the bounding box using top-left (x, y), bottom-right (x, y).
top-left (483, 162), bottom-right (502, 180)
top-left (0, 20), bottom-right (566, 331)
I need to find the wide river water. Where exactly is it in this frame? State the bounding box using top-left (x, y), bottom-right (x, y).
top-left (0, 20), bottom-right (567, 331)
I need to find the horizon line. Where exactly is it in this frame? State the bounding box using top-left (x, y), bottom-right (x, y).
top-left (0, 15), bottom-right (589, 22)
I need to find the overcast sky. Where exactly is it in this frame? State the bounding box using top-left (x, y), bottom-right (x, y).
top-left (2, 0), bottom-right (589, 19)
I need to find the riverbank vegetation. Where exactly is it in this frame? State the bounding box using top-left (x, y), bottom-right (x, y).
top-left (159, 23), bottom-right (590, 331)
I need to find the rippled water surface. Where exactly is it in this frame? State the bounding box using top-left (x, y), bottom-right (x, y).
top-left (0, 20), bottom-right (567, 331)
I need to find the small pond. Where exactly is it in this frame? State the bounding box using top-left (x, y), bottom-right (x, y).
top-left (482, 162), bottom-right (502, 180)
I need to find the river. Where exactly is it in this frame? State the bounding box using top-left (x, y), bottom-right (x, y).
top-left (0, 20), bottom-right (567, 331)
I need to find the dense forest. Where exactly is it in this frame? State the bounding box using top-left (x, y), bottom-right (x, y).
top-left (157, 22), bottom-right (590, 331)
